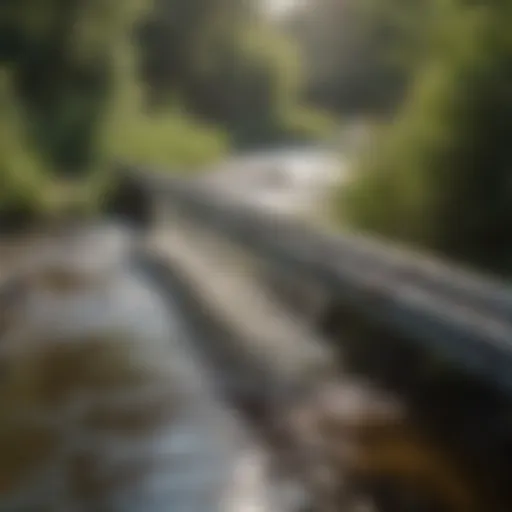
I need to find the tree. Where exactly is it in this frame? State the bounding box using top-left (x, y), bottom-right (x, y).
top-left (284, 0), bottom-right (433, 117)
top-left (0, 70), bottom-right (49, 229)
top-left (341, 0), bottom-right (512, 275)
top-left (137, 0), bottom-right (327, 147)
top-left (0, 0), bottom-right (142, 175)
top-left (0, 0), bottom-right (227, 206)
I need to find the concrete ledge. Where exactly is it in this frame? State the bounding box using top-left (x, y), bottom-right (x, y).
top-left (148, 218), bottom-right (337, 403)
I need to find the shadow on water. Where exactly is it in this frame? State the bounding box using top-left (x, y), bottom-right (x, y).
top-left (317, 300), bottom-right (512, 512)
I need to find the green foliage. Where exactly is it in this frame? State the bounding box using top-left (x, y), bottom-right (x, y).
top-left (285, 0), bottom-right (433, 117)
top-left (2, 0), bottom-right (142, 175)
top-left (99, 33), bottom-right (227, 170)
top-left (279, 105), bottom-right (338, 144)
top-left (341, 1), bottom-right (512, 274)
top-left (138, 0), bottom-right (330, 148)
top-left (0, 70), bottom-right (50, 228)
top-left (109, 112), bottom-right (227, 169)
top-left (0, 0), bottom-right (230, 224)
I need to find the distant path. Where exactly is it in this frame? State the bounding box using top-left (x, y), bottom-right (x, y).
top-left (197, 147), bottom-right (349, 219)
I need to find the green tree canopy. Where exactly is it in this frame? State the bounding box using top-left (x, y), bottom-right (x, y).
top-left (284, 0), bottom-right (434, 117)
top-left (137, 0), bottom-right (329, 147)
top-left (341, 0), bottom-right (512, 275)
